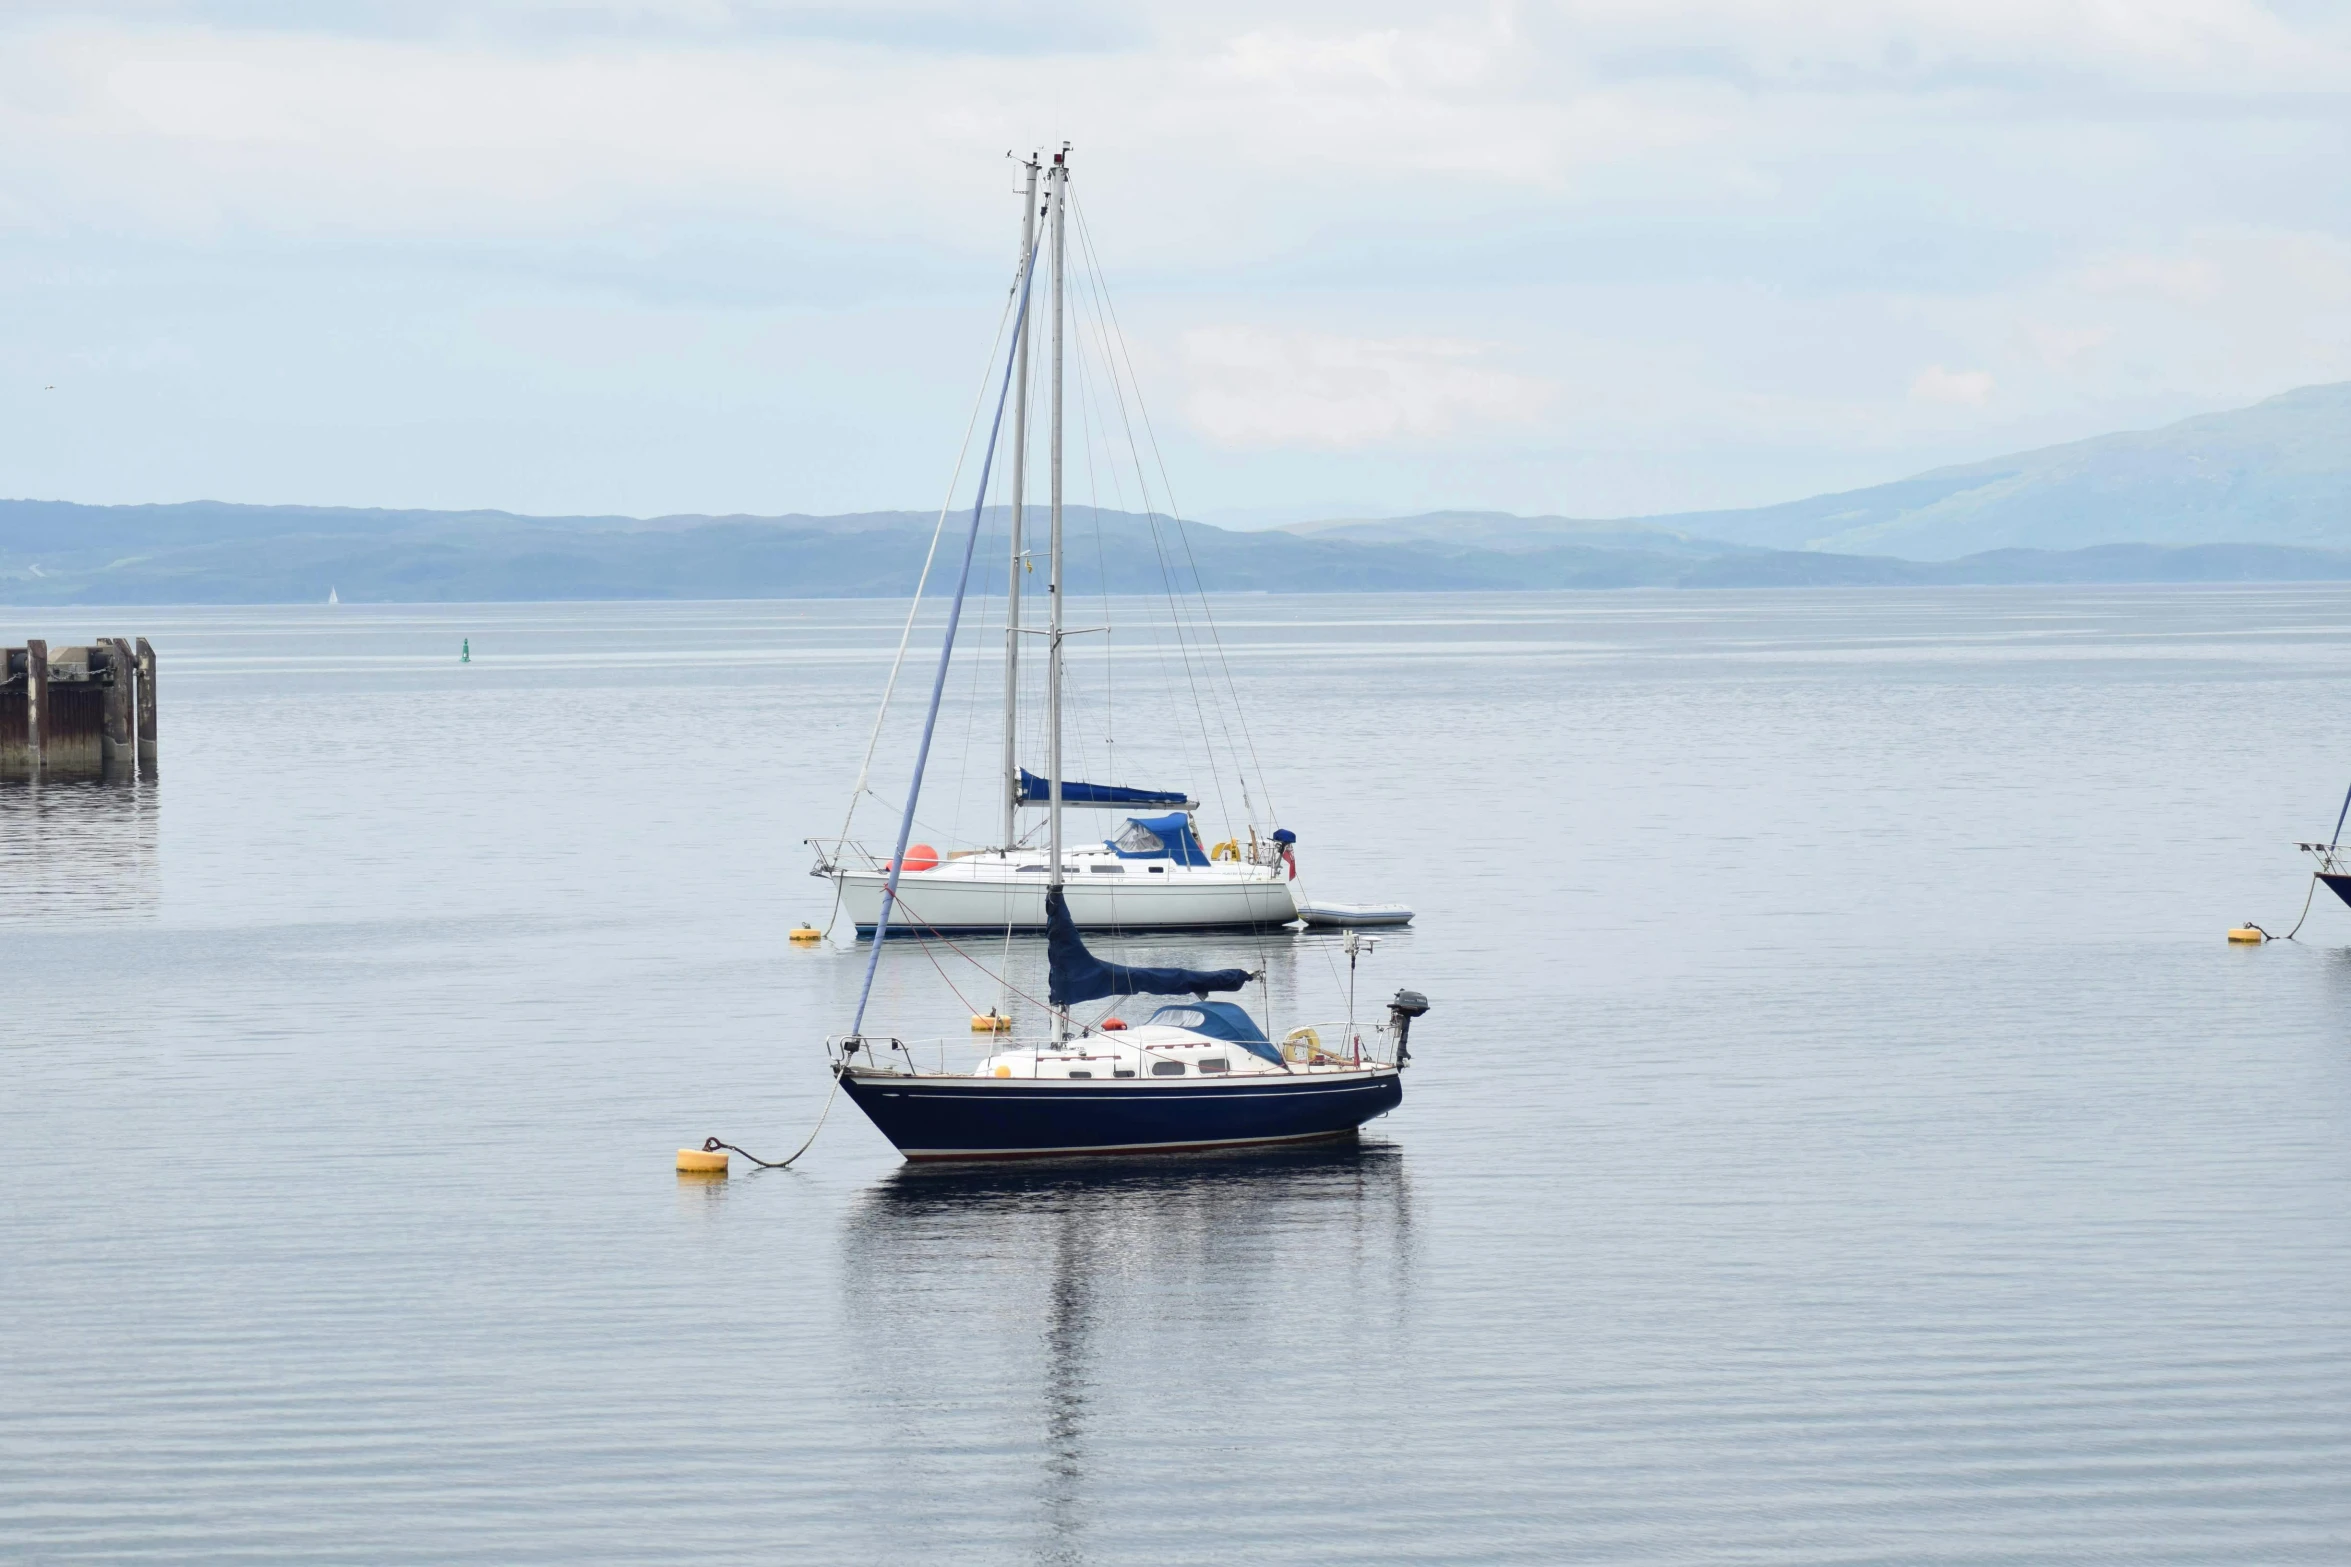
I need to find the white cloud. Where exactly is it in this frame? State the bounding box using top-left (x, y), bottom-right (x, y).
top-left (1541, 0), bottom-right (2341, 89)
top-left (1, 2), bottom-right (2350, 515)
top-left (2080, 253), bottom-right (2225, 303)
top-left (1182, 327), bottom-right (1553, 448)
top-left (2020, 323), bottom-right (2113, 370)
top-left (1910, 365), bottom-right (1996, 405)
top-left (0, 14), bottom-right (1715, 251)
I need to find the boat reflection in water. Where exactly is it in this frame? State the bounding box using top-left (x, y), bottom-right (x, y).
top-left (0, 775), bottom-right (160, 926)
top-left (839, 1142), bottom-right (1414, 1563)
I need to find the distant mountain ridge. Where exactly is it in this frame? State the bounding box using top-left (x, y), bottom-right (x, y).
top-left (8, 495), bottom-right (2351, 602)
top-left (8, 382), bottom-right (2351, 601)
top-left (0, 499), bottom-right (1754, 603)
top-left (1282, 511), bottom-right (1752, 559)
top-left (1290, 382), bottom-right (2351, 560)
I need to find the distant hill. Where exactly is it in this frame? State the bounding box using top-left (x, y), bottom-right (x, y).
top-left (0, 499), bottom-right (1735, 603)
top-left (1673, 542), bottom-right (2351, 587)
top-left (1282, 511), bottom-right (1750, 559)
top-left (1635, 381), bottom-right (2351, 558)
top-left (11, 382), bottom-right (2351, 602)
top-left (8, 495), bottom-right (2351, 602)
top-left (1287, 383), bottom-right (2351, 561)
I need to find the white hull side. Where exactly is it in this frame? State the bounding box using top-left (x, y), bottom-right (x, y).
top-left (831, 865), bottom-right (1299, 933)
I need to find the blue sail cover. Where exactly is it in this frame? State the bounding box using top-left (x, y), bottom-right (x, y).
top-left (1017, 768), bottom-right (1189, 809)
top-left (1046, 888), bottom-right (1253, 1007)
top-left (1146, 1002), bottom-right (1283, 1066)
top-left (1109, 812), bottom-right (1211, 867)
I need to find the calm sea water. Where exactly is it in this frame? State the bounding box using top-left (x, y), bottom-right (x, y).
top-left (6, 588), bottom-right (2351, 1564)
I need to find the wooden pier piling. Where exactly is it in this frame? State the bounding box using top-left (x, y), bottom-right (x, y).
top-left (0, 644), bottom-right (31, 780)
top-left (135, 637), bottom-right (158, 770)
top-left (0, 636), bottom-right (159, 781)
top-left (99, 638), bottom-right (136, 771)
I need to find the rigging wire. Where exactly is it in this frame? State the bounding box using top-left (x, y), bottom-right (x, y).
top-left (1063, 200), bottom-right (1289, 989)
top-left (826, 257), bottom-right (1025, 876)
top-left (881, 902), bottom-right (1240, 1075)
top-left (1060, 199), bottom-right (1292, 1002)
top-left (1069, 281), bottom-right (1121, 784)
top-left (1065, 201), bottom-right (1239, 836)
top-left (849, 228), bottom-right (1041, 1038)
top-left (1072, 195), bottom-right (1280, 831)
top-left (946, 490), bottom-right (1001, 853)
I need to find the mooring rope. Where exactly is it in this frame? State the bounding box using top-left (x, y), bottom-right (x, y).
top-left (702, 1066), bottom-right (844, 1170)
top-left (2278, 873), bottom-right (2322, 941)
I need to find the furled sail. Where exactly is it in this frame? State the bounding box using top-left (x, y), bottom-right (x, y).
top-left (1046, 888), bottom-right (1253, 1007)
top-left (1016, 767), bottom-right (1191, 809)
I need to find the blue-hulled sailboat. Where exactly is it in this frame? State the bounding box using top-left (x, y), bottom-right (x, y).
top-left (828, 147), bottom-right (1427, 1161)
top-left (837, 887), bottom-right (1424, 1160)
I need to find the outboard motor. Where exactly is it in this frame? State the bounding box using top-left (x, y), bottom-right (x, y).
top-left (1387, 989), bottom-right (1429, 1064)
top-left (1271, 827), bottom-right (1297, 879)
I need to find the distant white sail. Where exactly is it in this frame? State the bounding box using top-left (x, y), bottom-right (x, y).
top-left (327, 587), bottom-right (339, 605)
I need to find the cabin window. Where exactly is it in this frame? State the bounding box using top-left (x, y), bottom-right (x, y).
top-left (1197, 1058), bottom-right (1229, 1073)
top-left (1066, 1070), bottom-right (1093, 1079)
top-left (1088, 865), bottom-right (1126, 874)
top-left (1111, 821), bottom-right (1166, 855)
top-left (1156, 1009), bottom-right (1204, 1028)
top-left (1148, 866), bottom-right (1166, 873)
top-left (1016, 865), bottom-right (1048, 873)
top-left (1150, 1060), bottom-right (1186, 1076)
top-left (1112, 1069), bottom-right (1136, 1078)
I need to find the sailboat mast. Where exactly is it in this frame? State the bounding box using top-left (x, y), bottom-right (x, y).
top-left (1047, 146), bottom-right (1069, 1042)
top-left (1002, 154), bottom-right (1039, 852)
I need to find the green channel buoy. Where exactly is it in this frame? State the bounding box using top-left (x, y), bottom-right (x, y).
top-left (461, 638), bottom-right (471, 663)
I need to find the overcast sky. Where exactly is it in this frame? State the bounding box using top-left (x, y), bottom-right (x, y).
top-left (4, 1), bottom-right (2349, 524)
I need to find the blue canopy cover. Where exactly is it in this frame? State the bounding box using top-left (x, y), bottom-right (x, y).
top-left (1109, 812), bottom-right (1211, 867)
top-left (1017, 768), bottom-right (1189, 809)
top-left (1145, 1002), bottom-right (1283, 1066)
top-left (1046, 888), bottom-right (1253, 1007)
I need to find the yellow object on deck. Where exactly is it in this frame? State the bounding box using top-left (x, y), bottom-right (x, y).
top-left (972, 1012), bottom-right (1012, 1032)
top-left (2228, 926), bottom-right (2268, 944)
top-left (676, 1146), bottom-right (730, 1174)
top-left (789, 925), bottom-right (822, 944)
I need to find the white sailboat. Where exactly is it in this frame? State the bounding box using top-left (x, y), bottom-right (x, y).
top-left (811, 149), bottom-right (1303, 938)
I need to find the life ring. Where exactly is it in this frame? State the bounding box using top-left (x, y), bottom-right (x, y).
top-left (1280, 1026), bottom-right (1321, 1063)
top-left (1211, 838), bottom-right (1240, 862)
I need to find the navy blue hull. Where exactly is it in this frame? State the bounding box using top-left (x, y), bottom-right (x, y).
top-left (855, 920), bottom-right (1296, 939)
top-left (838, 1067), bottom-right (1403, 1160)
top-left (2323, 873), bottom-right (2351, 910)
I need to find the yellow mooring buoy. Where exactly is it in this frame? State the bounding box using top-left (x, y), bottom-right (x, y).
top-left (676, 1146), bottom-right (729, 1175)
top-left (788, 925), bottom-right (822, 944)
top-left (971, 1011), bottom-right (1012, 1033)
top-left (2228, 925), bottom-right (2268, 944)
